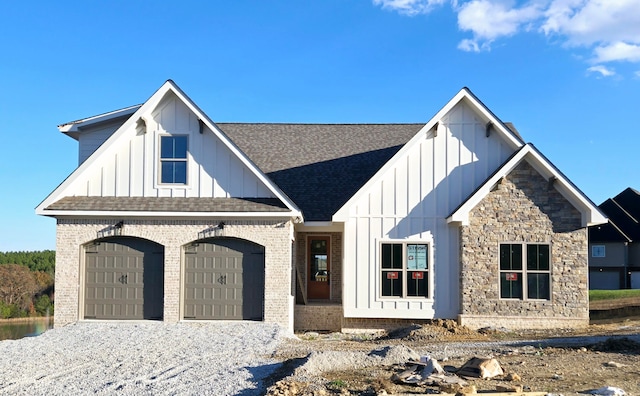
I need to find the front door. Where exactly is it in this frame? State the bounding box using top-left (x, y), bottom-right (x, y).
top-left (307, 236), bottom-right (330, 300)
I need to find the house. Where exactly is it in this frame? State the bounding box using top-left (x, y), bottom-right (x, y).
top-left (589, 188), bottom-right (640, 289)
top-left (37, 80), bottom-right (607, 332)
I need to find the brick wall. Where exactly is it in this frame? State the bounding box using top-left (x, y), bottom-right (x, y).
top-left (54, 218), bottom-right (294, 330)
top-left (458, 162), bottom-right (589, 329)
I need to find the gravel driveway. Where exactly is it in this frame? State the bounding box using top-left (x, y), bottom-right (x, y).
top-left (0, 321), bottom-right (288, 395)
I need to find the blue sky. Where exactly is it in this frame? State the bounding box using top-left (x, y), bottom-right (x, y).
top-left (1, 0), bottom-right (639, 252)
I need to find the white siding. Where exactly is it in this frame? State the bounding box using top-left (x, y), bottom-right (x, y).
top-left (77, 120), bottom-right (122, 164)
top-left (342, 101), bottom-right (517, 319)
top-left (66, 92), bottom-right (275, 200)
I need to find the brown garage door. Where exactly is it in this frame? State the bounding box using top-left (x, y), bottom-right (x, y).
top-left (84, 237), bottom-right (164, 320)
top-left (184, 238), bottom-right (264, 320)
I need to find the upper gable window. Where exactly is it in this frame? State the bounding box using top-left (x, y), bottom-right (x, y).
top-left (160, 135), bottom-right (188, 184)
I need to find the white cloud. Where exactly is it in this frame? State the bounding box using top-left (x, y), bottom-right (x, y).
top-left (457, 38), bottom-right (481, 52)
top-left (373, 0), bottom-right (640, 71)
top-left (593, 42), bottom-right (640, 63)
top-left (457, 0), bottom-right (541, 41)
top-left (372, 0), bottom-right (448, 15)
top-left (542, 0), bottom-right (640, 47)
top-left (587, 65), bottom-right (616, 77)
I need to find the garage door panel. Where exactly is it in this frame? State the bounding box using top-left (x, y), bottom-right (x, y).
top-left (184, 238), bottom-right (264, 321)
top-left (84, 238), bottom-right (164, 320)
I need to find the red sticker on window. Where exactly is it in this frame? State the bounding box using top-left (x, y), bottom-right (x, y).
top-left (412, 272), bottom-right (424, 279)
top-left (506, 273), bottom-right (518, 281)
top-left (387, 272), bottom-right (399, 279)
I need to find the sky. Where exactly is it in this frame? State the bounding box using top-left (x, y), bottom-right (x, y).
top-left (1, 0), bottom-right (639, 252)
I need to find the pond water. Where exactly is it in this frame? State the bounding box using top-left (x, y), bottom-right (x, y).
top-left (0, 318), bottom-right (54, 341)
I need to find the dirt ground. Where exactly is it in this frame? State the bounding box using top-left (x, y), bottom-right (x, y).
top-left (267, 317), bottom-right (640, 395)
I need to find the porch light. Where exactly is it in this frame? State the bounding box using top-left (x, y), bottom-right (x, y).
top-left (486, 121), bottom-right (493, 137)
top-left (96, 221), bottom-right (124, 238)
top-left (197, 222), bottom-right (225, 239)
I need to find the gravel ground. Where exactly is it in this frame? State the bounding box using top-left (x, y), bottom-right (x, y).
top-left (0, 321), bottom-right (289, 396)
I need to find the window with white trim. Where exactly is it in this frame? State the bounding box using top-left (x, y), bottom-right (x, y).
top-left (381, 243), bottom-right (429, 298)
top-left (592, 245), bottom-right (605, 258)
top-left (499, 243), bottom-right (550, 300)
top-left (160, 135), bottom-right (188, 184)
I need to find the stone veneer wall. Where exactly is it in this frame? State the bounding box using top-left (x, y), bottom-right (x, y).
top-left (458, 162), bottom-right (589, 329)
top-left (54, 218), bottom-right (294, 330)
top-left (295, 232), bottom-right (342, 303)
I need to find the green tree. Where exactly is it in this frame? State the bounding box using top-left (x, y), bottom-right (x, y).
top-left (0, 250), bottom-right (55, 274)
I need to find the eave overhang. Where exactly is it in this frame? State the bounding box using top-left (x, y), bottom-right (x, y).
top-left (58, 105), bottom-right (142, 140)
top-left (446, 144), bottom-right (608, 228)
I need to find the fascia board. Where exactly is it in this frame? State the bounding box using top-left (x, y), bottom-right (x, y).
top-left (38, 210), bottom-right (298, 218)
top-left (523, 145), bottom-right (607, 226)
top-left (332, 120), bottom-right (436, 221)
top-left (166, 82), bottom-right (304, 219)
top-left (57, 105), bottom-right (142, 133)
top-left (447, 144), bottom-right (608, 227)
top-left (333, 88), bottom-right (524, 221)
top-left (460, 88), bottom-right (524, 149)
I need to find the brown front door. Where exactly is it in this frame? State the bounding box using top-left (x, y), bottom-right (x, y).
top-left (307, 236), bottom-right (330, 300)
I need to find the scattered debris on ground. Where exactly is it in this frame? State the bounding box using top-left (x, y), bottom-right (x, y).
top-left (267, 319), bottom-right (640, 395)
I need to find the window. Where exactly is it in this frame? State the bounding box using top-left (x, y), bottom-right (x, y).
top-left (160, 135), bottom-right (188, 184)
top-left (500, 243), bottom-right (550, 300)
top-left (381, 243), bottom-right (429, 298)
top-left (592, 245), bottom-right (606, 258)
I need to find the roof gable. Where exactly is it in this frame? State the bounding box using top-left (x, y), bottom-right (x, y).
top-left (596, 188), bottom-right (640, 241)
top-left (333, 87), bottom-right (525, 221)
top-left (447, 144), bottom-right (607, 228)
top-left (36, 80), bottom-right (301, 218)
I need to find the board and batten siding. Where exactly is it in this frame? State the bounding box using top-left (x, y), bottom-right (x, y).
top-left (69, 92), bottom-right (274, 199)
top-left (77, 119), bottom-right (124, 165)
top-left (342, 101), bottom-right (517, 319)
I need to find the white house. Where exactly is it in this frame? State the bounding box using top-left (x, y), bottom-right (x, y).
top-left (37, 80), bottom-right (606, 332)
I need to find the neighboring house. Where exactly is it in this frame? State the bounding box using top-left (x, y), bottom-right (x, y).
top-left (589, 188), bottom-right (640, 290)
top-left (37, 80), bottom-right (607, 332)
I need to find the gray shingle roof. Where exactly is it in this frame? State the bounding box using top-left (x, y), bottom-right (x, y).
top-left (591, 188), bottom-right (640, 242)
top-left (217, 123), bottom-right (423, 221)
top-left (46, 197), bottom-right (289, 213)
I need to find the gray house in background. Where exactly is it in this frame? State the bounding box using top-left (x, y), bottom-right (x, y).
top-left (589, 188), bottom-right (640, 289)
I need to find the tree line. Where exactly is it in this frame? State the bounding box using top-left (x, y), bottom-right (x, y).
top-left (0, 251), bottom-right (55, 319)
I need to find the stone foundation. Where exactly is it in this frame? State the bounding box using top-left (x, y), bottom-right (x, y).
top-left (458, 314), bottom-right (588, 330)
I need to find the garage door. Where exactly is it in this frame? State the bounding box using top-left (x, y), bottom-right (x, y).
top-left (184, 238), bottom-right (265, 320)
top-left (84, 238), bottom-right (164, 320)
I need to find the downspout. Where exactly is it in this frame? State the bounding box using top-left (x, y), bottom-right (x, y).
top-left (624, 241), bottom-right (630, 289)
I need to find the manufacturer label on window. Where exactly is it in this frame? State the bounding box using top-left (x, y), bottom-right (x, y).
top-left (386, 272), bottom-right (399, 279)
top-left (411, 272), bottom-right (424, 279)
top-left (505, 273), bottom-right (518, 281)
